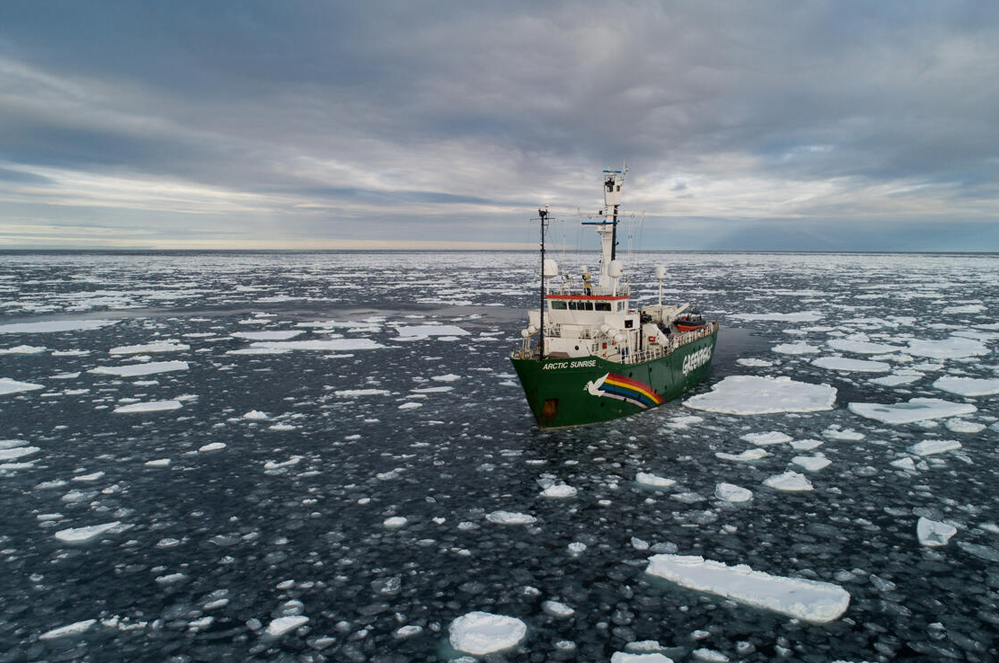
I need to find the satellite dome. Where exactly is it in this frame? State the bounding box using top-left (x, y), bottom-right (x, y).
top-left (608, 260), bottom-right (623, 278)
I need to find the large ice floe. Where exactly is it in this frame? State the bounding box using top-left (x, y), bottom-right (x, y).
top-left (684, 376), bottom-right (836, 415)
top-left (917, 517), bottom-right (958, 547)
top-left (812, 357), bottom-right (890, 373)
top-left (827, 338), bottom-right (902, 354)
top-left (449, 611), bottom-right (527, 656)
top-left (932, 376), bottom-right (999, 397)
top-left (730, 311), bottom-right (823, 322)
top-left (906, 337), bottom-right (989, 359)
top-left (394, 325), bottom-right (469, 340)
top-left (113, 400), bottom-right (184, 414)
top-left (848, 398), bottom-right (976, 424)
top-left (645, 555), bottom-right (850, 623)
top-left (90, 361), bottom-right (189, 377)
top-left (0, 319), bottom-right (119, 334)
top-left (0, 378), bottom-right (44, 396)
top-left (228, 339), bottom-right (383, 354)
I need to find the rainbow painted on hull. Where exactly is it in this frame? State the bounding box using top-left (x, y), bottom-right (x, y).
top-left (590, 373), bottom-right (665, 409)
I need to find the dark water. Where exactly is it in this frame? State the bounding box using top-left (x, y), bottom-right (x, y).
top-left (1, 251), bottom-right (998, 662)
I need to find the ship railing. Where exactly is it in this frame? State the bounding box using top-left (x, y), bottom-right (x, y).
top-left (622, 344), bottom-right (667, 365)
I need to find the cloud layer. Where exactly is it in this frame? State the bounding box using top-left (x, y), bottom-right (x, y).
top-left (1, 1), bottom-right (997, 250)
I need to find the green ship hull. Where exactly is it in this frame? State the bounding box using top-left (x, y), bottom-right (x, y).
top-left (511, 327), bottom-right (718, 429)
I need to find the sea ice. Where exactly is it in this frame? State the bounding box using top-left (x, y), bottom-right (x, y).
top-left (812, 357), bottom-right (890, 373)
top-left (231, 331), bottom-right (304, 341)
top-left (230, 339), bottom-right (384, 354)
top-left (611, 653), bottom-right (674, 663)
top-left (685, 376), bottom-right (836, 415)
top-left (906, 337), bottom-right (989, 359)
top-left (827, 339), bottom-right (901, 354)
top-left (917, 517), bottom-right (957, 547)
top-left (740, 431), bottom-right (791, 446)
top-left (395, 325), bottom-right (469, 339)
top-left (791, 455), bottom-right (831, 472)
top-left (772, 342), bottom-right (820, 355)
top-left (890, 457), bottom-right (916, 471)
top-left (763, 471), bottom-right (814, 492)
top-left (715, 449), bottom-right (769, 462)
top-left (646, 554), bottom-right (850, 623)
top-left (0, 377), bottom-right (44, 396)
top-left (55, 522), bottom-right (122, 543)
top-left (0, 445), bottom-right (40, 461)
top-left (113, 400), bottom-right (183, 414)
top-left (946, 419), bottom-right (985, 433)
top-left (264, 615), bottom-right (309, 637)
top-left (932, 376), bottom-right (999, 397)
top-left (38, 619), bottom-right (97, 640)
top-left (715, 483), bottom-right (753, 503)
top-left (731, 311), bottom-right (823, 322)
top-left (110, 341), bottom-right (190, 355)
top-left (790, 439), bottom-right (823, 450)
top-left (335, 389), bottom-right (391, 397)
top-left (540, 483), bottom-right (577, 498)
top-left (486, 511), bottom-right (536, 525)
top-left (848, 398), bottom-right (976, 424)
top-left (0, 345), bottom-right (46, 354)
top-left (383, 516), bottom-right (408, 528)
top-left (870, 374), bottom-right (922, 387)
top-left (397, 402), bottom-right (422, 410)
top-left (242, 410), bottom-right (269, 420)
top-left (909, 439), bottom-right (961, 456)
top-left (90, 361), bottom-right (188, 377)
top-left (198, 442), bottom-right (227, 452)
top-left (736, 358), bottom-right (773, 367)
top-left (0, 319), bottom-right (118, 334)
top-left (449, 611), bottom-right (527, 656)
top-left (636, 472), bottom-right (676, 488)
top-left (541, 600), bottom-right (575, 617)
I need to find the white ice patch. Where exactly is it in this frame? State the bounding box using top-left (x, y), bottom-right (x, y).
top-left (486, 510), bottom-right (536, 525)
top-left (383, 516), bottom-right (408, 528)
top-left (611, 654), bottom-right (674, 663)
top-left (917, 517), bottom-right (957, 547)
top-left (395, 325), bottom-right (469, 340)
top-left (91, 361), bottom-right (188, 377)
top-left (198, 442), bottom-right (227, 453)
top-left (791, 455), bottom-right (831, 472)
top-left (242, 410), bottom-right (269, 420)
top-left (812, 357), bottom-right (890, 373)
top-left (772, 342), bottom-right (820, 355)
top-left (54, 522), bottom-right (123, 543)
top-left (38, 619), bottom-right (98, 640)
top-left (740, 431), bottom-right (791, 446)
top-left (870, 374), bottom-right (922, 387)
top-left (906, 337), bottom-right (989, 359)
top-left (909, 439), bottom-right (961, 456)
top-left (715, 483), bottom-right (753, 503)
top-left (636, 472), bottom-right (676, 488)
top-left (0, 377), bottom-right (44, 395)
top-left (0, 445), bottom-right (40, 461)
top-left (0, 319), bottom-right (119, 334)
top-left (763, 471), bottom-right (814, 492)
top-left (946, 419), bottom-right (985, 434)
top-left (229, 339), bottom-right (384, 354)
top-left (827, 339), bottom-right (901, 355)
top-left (231, 331), bottom-right (304, 341)
top-left (715, 449), bottom-right (769, 462)
top-left (685, 376), bottom-right (836, 415)
top-left (932, 376), bottom-right (999, 397)
top-left (736, 358), bottom-right (773, 368)
top-left (110, 341), bottom-right (189, 355)
top-left (449, 612), bottom-right (527, 656)
top-left (264, 615), bottom-right (309, 637)
top-left (335, 389), bottom-right (391, 397)
top-left (113, 400), bottom-right (183, 414)
top-left (541, 600), bottom-right (575, 618)
top-left (790, 439), bottom-right (823, 450)
top-left (541, 484), bottom-right (578, 498)
top-left (645, 554), bottom-right (850, 623)
top-left (0, 345), bottom-right (46, 354)
top-left (731, 311), bottom-right (823, 322)
top-left (849, 398), bottom-right (976, 424)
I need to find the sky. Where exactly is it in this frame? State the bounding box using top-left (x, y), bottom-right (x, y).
top-left (1, 1), bottom-right (998, 251)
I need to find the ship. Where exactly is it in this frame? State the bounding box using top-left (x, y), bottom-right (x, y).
top-left (510, 169), bottom-right (719, 429)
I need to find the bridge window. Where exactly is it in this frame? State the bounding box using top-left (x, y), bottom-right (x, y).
top-left (584, 301), bottom-right (594, 311)
top-left (595, 302), bottom-right (611, 311)
top-left (550, 300), bottom-right (567, 310)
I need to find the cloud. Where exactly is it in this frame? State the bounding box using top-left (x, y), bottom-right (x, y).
top-left (1, 1), bottom-right (997, 249)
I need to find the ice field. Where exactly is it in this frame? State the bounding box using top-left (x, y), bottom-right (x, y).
top-left (1, 250), bottom-right (998, 662)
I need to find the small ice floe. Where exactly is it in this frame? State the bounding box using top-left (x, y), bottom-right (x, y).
top-left (685, 376), bottom-right (836, 415)
top-left (0, 345), bottom-right (46, 355)
top-left (394, 624), bottom-right (423, 639)
top-left (946, 419), bottom-right (985, 434)
top-left (568, 542), bottom-right (587, 555)
top-left (540, 483), bottom-right (577, 498)
top-left (736, 358), bottom-right (773, 368)
top-left (394, 325), bottom-right (469, 340)
top-left (772, 342), bottom-right (820, 355)
top-left (645, 554), bottom-right (850, 623)
top-left (541, 600), bottom-right (575, 618)
top-left (383, 516), bottom-right (408, 528)
top-left (0, 319), bottom-right (119, 334)
top-left (144, 458), bottom-right (170, 467)
top-left (611, 653), bottom-right (673, 663)
top-left (264, 615), bottom-right (309, 637)
top-left (486, 510), bottom-right (536, 525)
top-left (715, 449), bottom-right (768, 462)
top-left (848, 398), bottom-right (975, 424)
top-left (636, 472), bottom-right (676, 488)
top-left (870, 373), bottom-right (922, 387)
top-left (791, 455), bottom-right (831, 472)
top-left (790, 438), bottom-right (823, 450)
top-left (431, 373), bottom-right (461, 382)
top-left (0, 442), bottom-right (40, 462)
top-left (231, 331), bottom-right (304, 341)
top-left (740, 431), bottom-right (791, 446)
top-left (906, 337), bottom-right (988, 359)
top-left (890, 457), bottom-right (916, 471)
top-left (822, 426), bottom-right (864, 441)
top-left (715, 482), bottom-right (753, 503)
top-left (827, 338), bottom-right (901, 354)
top-left (917, 517), bottom-right (957, 547)
top-left (0, 377), bottom-right (44, 396)
top-left (909, 439), bottom-right (961, 456)
top-left (693, 649), bottom-right (729, 663)
top-left (449, 611), bottom-right (527, 656)
top-left (113, 400), bottom-right (183, 414)
top-left (731, 311), bottom-right (823, 322)
top-left (54, 522), bottom-right (124, 543)
top-left (38, 619), bottom-right (98, 640)
top-left (943, 303), bottom-right (985, 314)
top-left (763, 471), bottom-right (813, 492)
top-left (932, 376), bottom-right (999, 397)
top-left (335, 389), bottom-right (391, 397)
top-left (243, 410), bottom-right (269, 420)
top-left (398, 402), bottom-right (422, 410)
top-left (812, 357), bottom-right (890, 373)
top-left (228, 339), bottom-right (383, 354)
top-left (110, 341), bottom-right (189, 355)
top-left (92, 361), bottom-right (189, 378)
top-left (198, 442), bottom-right (227, 453)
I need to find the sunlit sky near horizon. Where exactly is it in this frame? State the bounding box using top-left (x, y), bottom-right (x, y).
top-left (1, 1), bottom-right (998, 251)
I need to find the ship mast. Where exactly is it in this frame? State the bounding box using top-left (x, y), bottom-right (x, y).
top-left (538, 205), bottom-right (550, 359)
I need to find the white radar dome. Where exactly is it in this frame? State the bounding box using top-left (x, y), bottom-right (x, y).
top-left (655, 266), bottom-right (667, 281)
top-left (542, 259), bottom-right (559, 278)
top-left (521, 329), bottom-right (530, 338)
top-left (527, 325), bottom-right (537, 335)
top-left (608, 260), bottom-right (623, 278)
